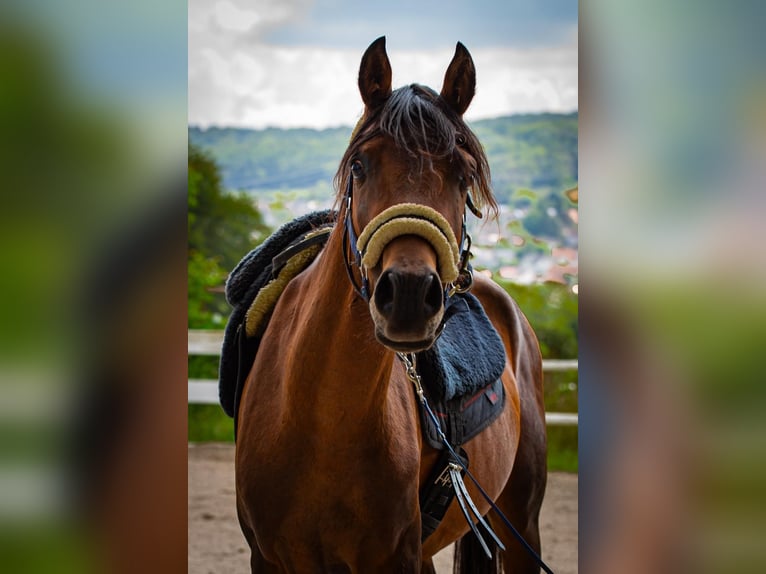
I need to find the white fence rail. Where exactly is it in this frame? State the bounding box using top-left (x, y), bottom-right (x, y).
top-left (188, 330), bottom-right (578, 426)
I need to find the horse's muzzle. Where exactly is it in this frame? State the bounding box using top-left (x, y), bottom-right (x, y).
top-left (356, 202), bottom-right (458, 351)
top-left (369, 243), bottom-right (445, 352)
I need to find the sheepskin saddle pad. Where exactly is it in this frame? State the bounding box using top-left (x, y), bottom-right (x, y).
top-left (414, 292), bottom-right (507, 449)
top-left (219, 209), bottom-right (335, 417)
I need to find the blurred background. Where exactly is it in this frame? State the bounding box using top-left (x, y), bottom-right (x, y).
top-left (0, 0), bottom-right (764, 572)
top-left (0, 1), bottom-right (187, 572)
top-left (579, 1), bottom-right (766, 572)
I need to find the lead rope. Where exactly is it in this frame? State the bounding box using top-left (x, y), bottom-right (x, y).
top-left (398, 352), bottom-right (555, 573)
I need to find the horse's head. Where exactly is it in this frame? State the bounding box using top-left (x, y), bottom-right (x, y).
top-left (336, 37), bottom-right (496, 353)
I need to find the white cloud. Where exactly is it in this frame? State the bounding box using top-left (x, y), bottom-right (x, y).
top-left (468, 44), bottom-right (579, 120)
top-left (189, 0), bottom-right (312, 36)
top-left (189, 1), bottom-right (578, 129)
top-left (213, 1), bottom-right (262, 33)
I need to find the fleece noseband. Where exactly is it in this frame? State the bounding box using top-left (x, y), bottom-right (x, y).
top-left (357, 203), bottom-right (460, 282)
top-left (343, 175), bottom-right (465, 301)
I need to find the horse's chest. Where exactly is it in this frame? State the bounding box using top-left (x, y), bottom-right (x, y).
top-left (238, 429), bottom-right (421, 568)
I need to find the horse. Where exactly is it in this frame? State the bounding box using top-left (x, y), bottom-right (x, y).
top-left (234, 36), bottom-right (548, 573)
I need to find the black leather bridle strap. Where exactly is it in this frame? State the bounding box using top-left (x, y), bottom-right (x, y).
top-left (342, 174), bottom-right (370, 301)
top-left (344, 174), bottom-right (363, 267)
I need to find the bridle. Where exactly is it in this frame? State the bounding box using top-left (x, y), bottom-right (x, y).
top-left (341, 173), bottom-right (476, 303)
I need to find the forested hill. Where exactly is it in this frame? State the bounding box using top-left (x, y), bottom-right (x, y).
top-left (188, 112), bottom-right (577, 205)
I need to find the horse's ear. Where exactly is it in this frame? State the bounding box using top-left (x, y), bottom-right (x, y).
top-left (358, 36), bottom-right (392, 109)
top-left (440, 42), bottom-right (476, 116)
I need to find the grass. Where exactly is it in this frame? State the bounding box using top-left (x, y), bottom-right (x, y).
top-left (546, 426), bottom-right (578, 473)
top-left (0, 525), bottom-right (94, 573)
top-left (188, 404), bottom-right (235, 443)
top-left (542, 369), bottom-right (578, 473)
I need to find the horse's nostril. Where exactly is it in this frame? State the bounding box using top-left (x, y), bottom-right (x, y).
top-left (423, 271), bottom-right (443, 318)
top-left (374, 269), bottom-right (396, 317)
top-left (374, 268), bottom-right (443, 324)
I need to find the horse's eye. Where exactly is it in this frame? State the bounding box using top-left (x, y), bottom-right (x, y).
top-left (455, 133), bottom-right (466, 146)
top-left (350, 159), bottom-right (365, 179)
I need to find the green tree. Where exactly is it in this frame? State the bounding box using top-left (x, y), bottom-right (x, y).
top-left (189, 144), bottom-right (270, 269)
top-left (188, 144), bottom-right (271, 327)
top-left (496, 280), bottom-right (578, 359)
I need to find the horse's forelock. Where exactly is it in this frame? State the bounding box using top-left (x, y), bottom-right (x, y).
top-left (334, 84), bottom-right (497, 219)
top-left (380, 85), bottom-right (454, 161)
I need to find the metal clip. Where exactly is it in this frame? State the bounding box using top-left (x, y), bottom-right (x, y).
top-left (397, 352), bottom-right (425, 403)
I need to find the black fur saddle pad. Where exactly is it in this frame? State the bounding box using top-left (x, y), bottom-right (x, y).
top-left (415, 293), bottom-right (508, 449)
top-left (219, 210), bottom-right (335, 417)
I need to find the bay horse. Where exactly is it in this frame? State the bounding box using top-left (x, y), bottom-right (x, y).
top-left (235, 37), bottom-right (548, 573)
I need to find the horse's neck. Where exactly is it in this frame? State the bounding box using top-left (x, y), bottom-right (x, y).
top-left (285, 229), bottom-right (396, 416)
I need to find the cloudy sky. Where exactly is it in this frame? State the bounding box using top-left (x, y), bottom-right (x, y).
top-left (189, 0), bottom-right (578, 129)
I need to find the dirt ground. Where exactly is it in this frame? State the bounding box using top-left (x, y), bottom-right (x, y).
top-left (189, 443), bottom-right (577, 573)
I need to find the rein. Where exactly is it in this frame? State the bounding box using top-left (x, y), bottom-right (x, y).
top-left (398, 353), bottom-right (556, 573)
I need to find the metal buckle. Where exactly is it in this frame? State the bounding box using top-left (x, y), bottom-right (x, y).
top-left (447, 233), bottom-right (473, 297)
